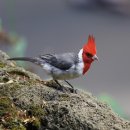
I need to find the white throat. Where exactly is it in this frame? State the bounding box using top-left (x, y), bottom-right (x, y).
top-left (77, 49), bottom-right (84, 75)
top-left (78, 49), bottom-right (83, 62)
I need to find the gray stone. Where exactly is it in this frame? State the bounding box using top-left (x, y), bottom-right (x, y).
top-left (0, 50), bottom-right (130, 130)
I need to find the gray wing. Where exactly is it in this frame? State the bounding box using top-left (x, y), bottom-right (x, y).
top-left (39, 53), bottom-right (78, 70)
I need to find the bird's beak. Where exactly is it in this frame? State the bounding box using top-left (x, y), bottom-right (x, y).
top-left (92, 55), bottom-right (98, 61)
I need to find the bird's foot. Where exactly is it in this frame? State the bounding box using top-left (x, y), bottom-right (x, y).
top-left (64, 80), bottom-right (77, 94)
top-left (70, 88), bottom-right (78, 94)
top-left (54, 80), bottom-right (67, 92)
top-left (54, 80), bottom-right (78, 93)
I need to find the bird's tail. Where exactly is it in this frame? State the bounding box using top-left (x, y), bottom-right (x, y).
top-left (7, 57), bottom-right (43, 66)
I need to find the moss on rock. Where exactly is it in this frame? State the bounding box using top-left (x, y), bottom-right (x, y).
top-left (0, 62), bottom-right (6, 68)
top-left (0, 97), bottom-right (16, 117)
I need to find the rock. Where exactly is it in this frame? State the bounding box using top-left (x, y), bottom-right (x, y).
top-left (0, 50), bottom-right (130, 130)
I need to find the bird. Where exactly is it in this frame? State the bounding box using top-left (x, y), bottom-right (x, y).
top-left (7, 35), bottom-right (98, 92)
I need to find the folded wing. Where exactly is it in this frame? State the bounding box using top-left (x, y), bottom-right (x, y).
top-left (39, 53), bottom-right (78, 71)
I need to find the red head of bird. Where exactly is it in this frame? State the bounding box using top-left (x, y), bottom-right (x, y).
top-left (81, 35), bottom-right (98, 74)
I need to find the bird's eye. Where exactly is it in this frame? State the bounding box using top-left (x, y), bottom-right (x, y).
top-left (86, 53), bottom-right (93, 58)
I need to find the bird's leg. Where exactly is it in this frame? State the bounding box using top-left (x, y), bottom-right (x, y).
top-left (54, 80), bottom-right (62, 87)
top-left (64, 80), bottom-right (74, 89)
top-left (64, 80), bottom-right (76, 93)
top-left (54, 80), bottom-right (65, 91)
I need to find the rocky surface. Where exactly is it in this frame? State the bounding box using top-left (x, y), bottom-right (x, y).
top-left (0, 50), bottom-right (130, 130)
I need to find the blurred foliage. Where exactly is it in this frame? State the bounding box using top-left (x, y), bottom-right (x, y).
top-left (98, 94), bottom-right (130, 120)
top-left (0, 19), bottom-right (28, 67)
top-left (8, 33), bottom-right (28, 67)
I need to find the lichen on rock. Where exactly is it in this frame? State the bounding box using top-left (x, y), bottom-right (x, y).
top-left (0, 50), bottom-right (130, 130)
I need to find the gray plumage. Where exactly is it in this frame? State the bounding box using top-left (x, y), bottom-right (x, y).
top-left (39, 53), bottom-right (79, 71)
top-left (7, 57), bottom-right (43, 66)
top-left (8, 52), bottom-right (84, 80)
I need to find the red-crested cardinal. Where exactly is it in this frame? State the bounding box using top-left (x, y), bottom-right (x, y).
top-left (8, 35), bottom-right (98, 90)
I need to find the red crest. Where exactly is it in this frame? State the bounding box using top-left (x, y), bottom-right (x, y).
top-left (83, 35), bottom-right (97, 55)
